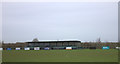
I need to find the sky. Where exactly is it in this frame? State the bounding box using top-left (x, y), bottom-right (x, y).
top-left (2, 2), bottom-right (118, 43)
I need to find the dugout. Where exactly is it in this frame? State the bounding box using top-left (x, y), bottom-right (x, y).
top-left (89, 47), bottom-right (96, 49)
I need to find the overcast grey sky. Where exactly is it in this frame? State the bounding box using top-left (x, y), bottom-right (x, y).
top-left (2, 2), bottom-right (118, 43)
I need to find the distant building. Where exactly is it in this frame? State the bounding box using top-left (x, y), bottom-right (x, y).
top-left (26, 40), bottom-right (81, 49)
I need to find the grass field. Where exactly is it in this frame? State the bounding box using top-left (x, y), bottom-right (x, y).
top-left (2, 49), bottom-right (118, 62)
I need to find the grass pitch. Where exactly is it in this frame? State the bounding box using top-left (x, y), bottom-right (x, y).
top-left (2, 49), bottom-right (118, 62)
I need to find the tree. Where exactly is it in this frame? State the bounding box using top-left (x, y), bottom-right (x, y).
top-left (32, 38), bottom-right (39, 42)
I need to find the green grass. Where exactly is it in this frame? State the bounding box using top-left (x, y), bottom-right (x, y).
top-left (2, 49), bottom-right (118, 62)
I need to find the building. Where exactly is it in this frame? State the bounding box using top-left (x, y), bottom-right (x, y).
top-left (26, 41), bottom-right (81, 50)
